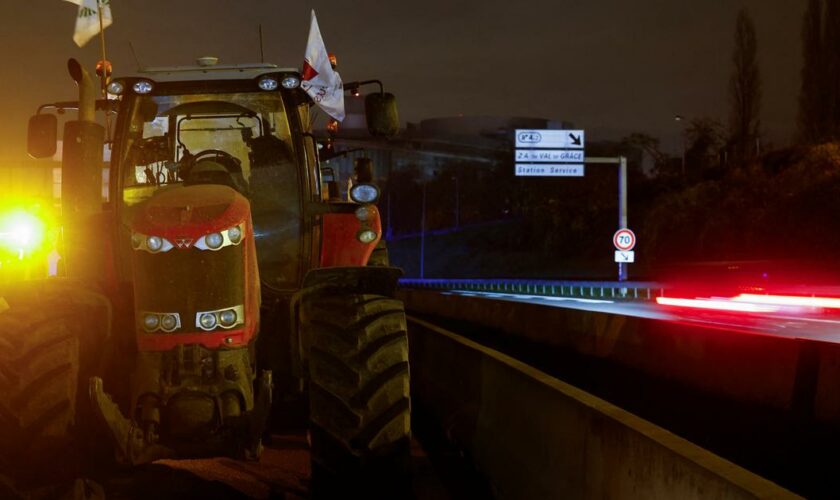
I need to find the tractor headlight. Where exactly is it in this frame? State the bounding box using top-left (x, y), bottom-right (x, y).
top-left (195, 305), bottom-right (244, 331)
top-left (350, 184), bottom-right (380, 204)
top-left (131, 231), bottom-right (174, 253)
top-left (281, 75), bottom-right (301, 89)
top-left (194, 223), bottom-right (245, 251)
top-left (357, 229), bottom-right (378, 244)
top-left (143, 314), bottom-right (160, 332)
top-left (107, 81), bottom-right (124, 95)
top-left (228, 226), bottom-right (242, 244)
top-left (219, 309), bottom-right (237, 327)
top-left (132, 80), bottom-right (154, 94)
top-left (146, 236), bottom-right (163, 252)
top-left (160, 314), bottom-right (180, 332)
top-left (205, 232), bottom-right (224, 250)
top-left (198, 312), bottom-right (217, 330)
top-left (355, 205), bottom-right (373, 221)
top-left (258, 76), bottom-right (279, 91)
top-left (141, 312), bottom-right (181, 333)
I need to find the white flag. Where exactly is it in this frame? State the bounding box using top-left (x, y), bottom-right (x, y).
top-left (301, 10), bottom-right (345, 121)
top-left (64, 0), bottom-right (112, 47)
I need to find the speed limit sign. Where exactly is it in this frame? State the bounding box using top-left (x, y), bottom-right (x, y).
top-left (613, 228), bottom-right (636, 251)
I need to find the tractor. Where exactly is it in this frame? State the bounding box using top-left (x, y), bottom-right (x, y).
top-left (2, 55), bottom-right (410, 497)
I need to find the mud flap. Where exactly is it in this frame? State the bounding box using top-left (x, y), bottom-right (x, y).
top-left (302, 266), bottom-right (402, 298)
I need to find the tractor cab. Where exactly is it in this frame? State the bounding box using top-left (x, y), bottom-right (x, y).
top-left (111, 64), bottom-right (313, 292)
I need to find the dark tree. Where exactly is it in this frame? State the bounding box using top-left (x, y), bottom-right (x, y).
top-left (620, 132), bottom-right (668, 167)
top-left (685, 117), bottom-right (724, 181)
top-left (798, 0), bottom-right (826, 143)
top-left (728, 9), bottom-right (761, 163)
top-left (826, 0), bottom-right (840, 137)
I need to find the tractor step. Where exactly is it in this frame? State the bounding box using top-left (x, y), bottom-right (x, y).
top-left (89, 377), bottom-right (174, 465)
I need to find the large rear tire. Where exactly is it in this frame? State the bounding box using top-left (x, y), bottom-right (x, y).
top-left (0, 282), bottom-right (110, 485)
top-left (303, 293), bottom-right (411, 499)
top-left (0, 301), bottom-right (80, 473)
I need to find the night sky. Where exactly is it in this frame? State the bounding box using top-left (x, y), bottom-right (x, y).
top-left (0, 0), bottom-right (801, 163)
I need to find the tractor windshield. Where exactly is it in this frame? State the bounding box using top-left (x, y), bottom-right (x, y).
top-left (117, 91), bottom-right (304, 288)
top-left (119, 92), bottom-right (295, 200)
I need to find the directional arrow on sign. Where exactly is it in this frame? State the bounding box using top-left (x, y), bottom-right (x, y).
top-left (515, 129), bottom-right (585, 149)
top-left (614, 250), bottom-right (635, 263)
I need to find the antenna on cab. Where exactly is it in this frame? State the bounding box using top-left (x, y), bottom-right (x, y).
top-left (128, 41), bottom-right (144, 71)
top-left (258, 25), bottom-right (265, 63)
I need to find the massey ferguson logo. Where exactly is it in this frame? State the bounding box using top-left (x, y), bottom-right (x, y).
top-left (174, 238), bottom-right (193, 249)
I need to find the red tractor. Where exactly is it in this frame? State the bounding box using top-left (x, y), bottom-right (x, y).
top-left (2, 56), bottom-right (410, 497)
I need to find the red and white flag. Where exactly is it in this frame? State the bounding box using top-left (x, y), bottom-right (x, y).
top-left (301, 10), bottom-right (345, 121)
top-left (64, 0), bottom-right (112, 47)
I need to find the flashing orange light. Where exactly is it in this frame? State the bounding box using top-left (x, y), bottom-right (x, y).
top-left (734, 294), bottom-right (840, 309)
top-left (96, 60), bottom-right (112, 77)
top-left (656, 296), bottom-right (779, 313)
top-left (326, 119), bottom-right (339, 135)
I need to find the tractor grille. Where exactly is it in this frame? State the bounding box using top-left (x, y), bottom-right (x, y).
top-left (132, 244), bottom-right (245, 332)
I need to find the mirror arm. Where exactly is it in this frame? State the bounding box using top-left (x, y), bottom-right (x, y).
top-left (327, 147), bottom-right (364, 160)
top-left (344, 79), bottom-right (384, 95)
top-left (37, 99), bottom-right (118, 115)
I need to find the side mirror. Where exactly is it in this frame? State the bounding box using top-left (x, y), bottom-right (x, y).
top-left (27, 114), bottom-right (58, 159)
top-left (365, 93), bottom-right (400, 138)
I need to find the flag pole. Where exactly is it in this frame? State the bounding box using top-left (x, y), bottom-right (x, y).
top-left (96, 0), bottom-right (112, 137)
top-left (97, 0), bottom-right (108, 97)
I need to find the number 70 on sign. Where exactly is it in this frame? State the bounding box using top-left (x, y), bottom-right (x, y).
top-left (613, 228), bottom-right (636, 251)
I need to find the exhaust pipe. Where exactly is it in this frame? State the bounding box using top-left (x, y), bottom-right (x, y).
top-left (68, 58), bottom-right (96, 124)
top-left (62, 58), bottom-right (104, 281)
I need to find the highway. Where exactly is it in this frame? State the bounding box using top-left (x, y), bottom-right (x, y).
top-left (437, 288), bottom-right (840, 343)
top-left (399, 285), bottom-right (840, 498)
top-left (54, 430), bottom-right (491, 499)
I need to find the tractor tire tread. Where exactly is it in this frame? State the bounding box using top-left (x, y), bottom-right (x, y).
top-left (303, 292), bottom-right (411, 498)
top-left (0, 298), bottom-right (82, 469)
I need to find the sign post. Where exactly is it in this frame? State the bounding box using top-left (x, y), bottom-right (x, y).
top-left (618, 156), bottom-right (629, 281)
top-left (514, 131), bottom-right (630, 281)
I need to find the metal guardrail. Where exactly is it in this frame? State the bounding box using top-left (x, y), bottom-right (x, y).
top-left (399, 278), bottom-right (666, 301)
top-left (408, 316), bottom-right (799, 499)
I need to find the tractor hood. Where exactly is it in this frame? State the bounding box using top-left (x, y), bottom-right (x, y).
top-left (131, 184), bottom-right (250, 240)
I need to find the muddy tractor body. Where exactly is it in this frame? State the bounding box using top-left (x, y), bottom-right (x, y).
top-left (9, 56), bottom-right (409, 494)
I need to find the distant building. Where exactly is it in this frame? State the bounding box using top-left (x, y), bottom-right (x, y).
top-left (326, 95), bottom-right (575, 181)
top-left (321, 101), bottom-right (580, 238)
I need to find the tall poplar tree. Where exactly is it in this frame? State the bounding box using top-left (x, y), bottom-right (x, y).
top-left (798, 0), bottom-right (825, 143)
top-left (826, 0), bottom-right (840, 137)
top-left (729, 9), bottom-right (761, 161)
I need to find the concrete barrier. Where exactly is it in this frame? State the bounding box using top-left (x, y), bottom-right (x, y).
top-left (400, 289), bottom-right (840, 424)
top-left (408, 316), bottom-right (799, 499)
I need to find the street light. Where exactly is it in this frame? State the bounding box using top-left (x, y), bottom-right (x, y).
top-left (674, 114), bottom-right (686, 179)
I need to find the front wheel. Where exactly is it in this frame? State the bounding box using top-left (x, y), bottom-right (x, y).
top-left (303, 293), bottom-right (412, 499)
top-left (0, 282), bottom-right (110, 485)
top-left (0, 300), bottom-right (81, 473)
